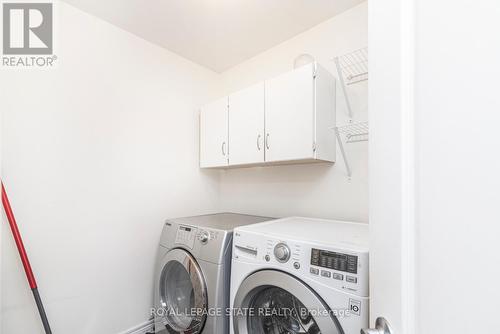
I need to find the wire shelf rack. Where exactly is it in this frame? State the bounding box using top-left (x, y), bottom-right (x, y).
top-left (332, 122), bottom-right (369, 177)
top-left (334, 47), bottom-right (368, 118)
top-left (336, 121), bottom-right (369, 143)
top-left (335, 48), bottom-right (368, 85)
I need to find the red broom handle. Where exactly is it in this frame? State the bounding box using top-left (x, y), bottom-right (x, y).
top-left (1, 182), bottom-right (37, 289)
top-left (2, 182), bottom-right (52, 334)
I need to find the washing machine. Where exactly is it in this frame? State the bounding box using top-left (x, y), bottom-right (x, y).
top-left (230, 217), bottom-right (369, 334)
top-left (153, 213), bottom-right (272, 334)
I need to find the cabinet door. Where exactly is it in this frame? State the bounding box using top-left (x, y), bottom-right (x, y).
top-left (228, 83), bottom-right (265, 166)
top-left (265, 64), bottom-right (315, 162)
top-left (200, 97), bottom-right (228, 168)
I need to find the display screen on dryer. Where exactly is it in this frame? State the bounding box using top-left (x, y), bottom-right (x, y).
top-left (311, 248), bottom-right (358, 274)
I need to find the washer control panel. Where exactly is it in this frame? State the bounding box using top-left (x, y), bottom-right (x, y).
top-left (233, 230), bottom-right (369, 297)
top-left (259, 239), bottom-right (303, 267)
top-left (274, 243), bottom-right (291, 263)
top-left (311, 248), bottom-right (358, 274)
top-left (308, 247), bottom-right (368, 296)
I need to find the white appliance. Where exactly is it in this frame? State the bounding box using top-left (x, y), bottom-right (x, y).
top-left (154, 213), bottom-right (271, 334)
top-left (230, 217), bottom-right (369, 334)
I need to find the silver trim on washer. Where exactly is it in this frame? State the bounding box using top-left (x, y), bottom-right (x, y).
top-left (233, 270), bottom-right (343, 334)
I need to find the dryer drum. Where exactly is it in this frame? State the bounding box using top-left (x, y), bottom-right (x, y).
top-left (158, 249), bottom-right (208, 334)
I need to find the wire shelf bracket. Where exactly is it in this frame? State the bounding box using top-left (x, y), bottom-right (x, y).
top-left (334, 47), bottom-right (368, 119)
top-left (332, 122), bottom-right (369, 178)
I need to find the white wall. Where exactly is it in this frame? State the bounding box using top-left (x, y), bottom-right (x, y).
top-left (217, 3), bottom-right (368, 222)
top-left (0, 2), bottom-right (221, 333)
top-left (414, 0), bottom-right (500, 333)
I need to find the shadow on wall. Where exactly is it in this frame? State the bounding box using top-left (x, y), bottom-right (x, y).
top-left (218, 161), bottom-right (368, 222)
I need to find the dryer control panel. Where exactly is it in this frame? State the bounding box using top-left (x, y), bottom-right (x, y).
top-left (161, 216), bottom-right (248, 265)
top-left (174, 225), bottom-right (197, 249)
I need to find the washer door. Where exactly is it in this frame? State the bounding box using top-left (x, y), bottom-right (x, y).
top-left (158, 248), bottom-right (207, 334)
top-left (233, 270), bottom-right (343, 334)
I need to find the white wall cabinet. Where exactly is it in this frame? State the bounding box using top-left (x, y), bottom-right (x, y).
top-left (266, 64), bottom-right (315, 162)
top-left (199, 97), bottom-right (229, 168)
top-left (199, 63), bottom-right (335, 168)
top-left (228, 83), bottom-right (265, 166)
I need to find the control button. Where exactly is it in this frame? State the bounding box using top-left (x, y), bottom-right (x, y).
top-left (265, 255), bottom-right (271, 262)
top-left (293, 262), bottom-right (301, 270)
top-left (346, 276), bottom-right (357, 283)
top-left (333, 273), bottom-right (344, 281)
top-left (198, 231), bottom-right (210, 244)
top-left (274, 243), bottom-right (291, 263)
top-left (339, 262), bottom-right (347, 271)
top-left (321, 270), bottom-right (331, 278)
top-left (310, 268), bottom-right (319, 275)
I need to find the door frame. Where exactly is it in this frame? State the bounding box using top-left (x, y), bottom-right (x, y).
top-left (368, 0), bottom-right (416, 333)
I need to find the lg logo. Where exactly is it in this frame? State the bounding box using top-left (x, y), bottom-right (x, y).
top-left (349, 299), bottom-right (361, 316)
top-left (2, 2), bottom-right (53, 55)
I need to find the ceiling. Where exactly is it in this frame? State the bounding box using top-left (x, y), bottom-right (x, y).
top-left (62, 0), bottom-right (364, 72)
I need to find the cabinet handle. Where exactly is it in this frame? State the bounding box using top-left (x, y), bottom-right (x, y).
top-left (222, 141), bottom-right (226, 156)
top-left (257, 134), bottom-right (261, 151)
top-left (265, 134), bottom-right (270, 150)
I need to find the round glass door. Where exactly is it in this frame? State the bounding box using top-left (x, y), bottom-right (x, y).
top-left (158, 248), bottom-right (207, 334)
top-left (248, 286), bottom-right (320, 334)
top-left (233, 270), bottom-right (343, 334)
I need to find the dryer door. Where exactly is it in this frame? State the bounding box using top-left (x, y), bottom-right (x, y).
top-left (158, 248), bottom-right (207, 334)
top-left (233, 270), bottom-right (343, 334)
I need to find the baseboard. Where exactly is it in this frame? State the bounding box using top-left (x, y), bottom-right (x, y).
top-left (118, 319), bottom-right (154, 334)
